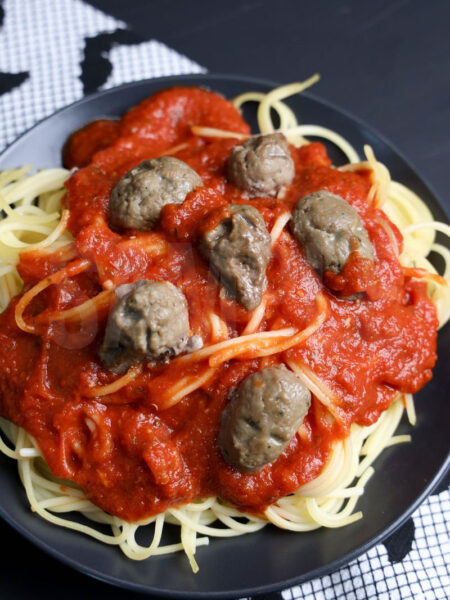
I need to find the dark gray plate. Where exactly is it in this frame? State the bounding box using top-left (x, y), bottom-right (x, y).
top-left (0, 74), bottom-right (448, 598)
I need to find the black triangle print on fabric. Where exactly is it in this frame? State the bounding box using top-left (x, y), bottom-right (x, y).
top-left (0, 71), bottom-right (29, 96)
top-left (382, 517), bottom-right (415, 563)
top-left (0, 1), bottom-right (29, 96)
top-left (81, 28), bottom-right (143, 95)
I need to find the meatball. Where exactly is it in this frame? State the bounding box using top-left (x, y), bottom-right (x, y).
top-left (200, 204), bottom-right (271, 310)
top-left (99, 280), bottom-right (190, 373)
top-left (109, 157), bottom-right (202, 230)
top-left (218, 365), bottom-right (311, 473)
top-left (291, 190), bottom-right (374, 275)
top-left (227, 133), bottom-right (295, 197)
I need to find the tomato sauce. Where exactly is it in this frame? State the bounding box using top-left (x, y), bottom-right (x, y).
top-left (0, 87), bottom-right (438, 521)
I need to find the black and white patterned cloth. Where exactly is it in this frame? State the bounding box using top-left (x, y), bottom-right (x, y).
top-left (0, 1), bottom-right (448, 598)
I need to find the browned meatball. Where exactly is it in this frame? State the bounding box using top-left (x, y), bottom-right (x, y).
top-left (227, 133), bottom-right (294, 197)
top-left (291, 190), bottom-right (374, 275)
top-left (99, 280), bottom-right (190, 373)
top-left (218, 366), bottom-right (311, 473)
top-left (109, 157), bottom-right (202, 230)
top-left (200, 204), bottom-right (271, 310)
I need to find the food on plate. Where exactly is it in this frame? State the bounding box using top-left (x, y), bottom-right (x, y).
top-left (218, 365), bottom-right (311, 473)
top-left (109, 156), bottom-right (203, 231)
top-left (0, 77), bottom-right (449, 573)
top-left (99, 280), bottom-right (191, 373)
top-left (199, 204), bottom-right (272, 309)
top-left (291, 190), bottom-right (374, 297)
top-left (227, 132), bottom-right (295, 197)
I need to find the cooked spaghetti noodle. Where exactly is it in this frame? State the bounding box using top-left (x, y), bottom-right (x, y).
top-left (0, 167), bottom-right (71, 312)
top-left (0, 78), bottom-right (448, 573)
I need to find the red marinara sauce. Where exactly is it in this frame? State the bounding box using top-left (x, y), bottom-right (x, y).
top-left (0, 87), bottom-right (438, 521)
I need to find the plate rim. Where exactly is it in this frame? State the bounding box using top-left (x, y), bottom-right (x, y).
top-left (0, 72), bottom-right (448, 598)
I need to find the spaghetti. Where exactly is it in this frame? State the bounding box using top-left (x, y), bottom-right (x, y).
top-left (0, 79), bottom-right (448, 573)
top-left (0, 167), bottom-right (72, 312)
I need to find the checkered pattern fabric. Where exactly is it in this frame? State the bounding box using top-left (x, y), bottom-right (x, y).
top-left (278, 490), bottom-right (450, 600)
top-left (0, 1), bottom-right (448, 598)
top-left (0, 0), bottom-right (204, 152)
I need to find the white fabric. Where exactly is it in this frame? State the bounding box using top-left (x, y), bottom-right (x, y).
top-left (0, 1), bottom-right (448, 599)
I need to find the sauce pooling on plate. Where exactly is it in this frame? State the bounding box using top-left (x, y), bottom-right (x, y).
top-left (0, 87), bottom-right (438, 521)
